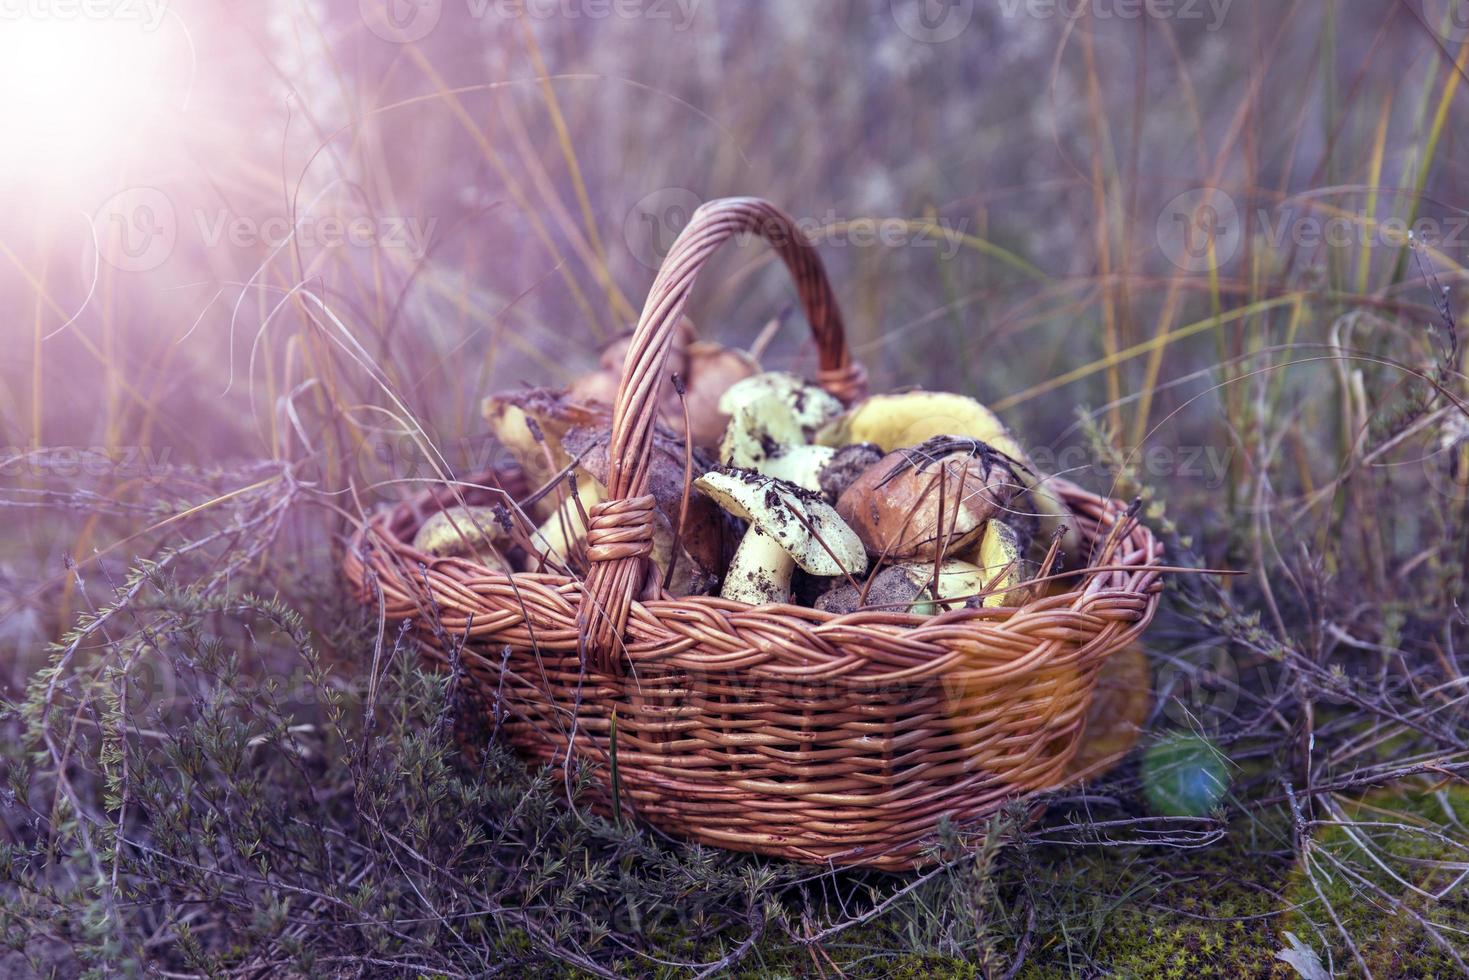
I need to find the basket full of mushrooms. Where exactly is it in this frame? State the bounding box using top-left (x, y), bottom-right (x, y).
top-left (344, 197), bottom-right (1163, 870)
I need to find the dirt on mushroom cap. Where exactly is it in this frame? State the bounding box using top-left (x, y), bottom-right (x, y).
top-left (813, 565), bottom-right (926, 614)
top-left (695, 468), bottom-right (866, 578)
top-left (718, 371), bottom-right (843, 440)
top-left (816, 442), bottom-right (884, 501)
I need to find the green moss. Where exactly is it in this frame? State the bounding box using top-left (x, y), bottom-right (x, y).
top-left (1284, 782), bottom-right (1469, 979)
top-left (1015, 807), bottom-right (1298, 979)
top-left (609, 918), bottom-right (978, 980)
top-left (1084, 914), bottom-right (1294, 980)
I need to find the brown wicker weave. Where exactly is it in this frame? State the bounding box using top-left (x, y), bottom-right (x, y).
top-left (343, 197), bottom-right (1163, 870)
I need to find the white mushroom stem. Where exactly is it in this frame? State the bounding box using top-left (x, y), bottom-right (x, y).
top-left (756, 444), bottom-right (836, 491)
top-left (720, 526), bottom-right (796, 604)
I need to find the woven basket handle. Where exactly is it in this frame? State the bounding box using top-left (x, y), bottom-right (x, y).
top-left (577, 196), bottom-right (865, 672)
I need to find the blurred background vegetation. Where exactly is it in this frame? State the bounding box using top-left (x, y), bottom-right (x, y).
top-left (1, 0), bottom-right (1468, 975)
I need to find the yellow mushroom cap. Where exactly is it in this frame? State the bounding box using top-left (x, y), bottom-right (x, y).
top-left (411, 505), bottom-right (511, 572)
top-left (973, 519), bottom-right (1026, 607)
top-left (718, 392), bottom-right (808, 469)
top-left (817, 391), bottom-right (1025, 459)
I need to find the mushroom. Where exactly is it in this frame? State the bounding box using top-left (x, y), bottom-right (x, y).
top-left (693, 469), bottom-right (868, 605)
top-left (564, 365), bottom-right (621, 408)
top-left (759, 441), bottom-right (885, 502)
top-left (567, 317), bottom-right (695, 414)
top-left (564, 322), bottom-right (759, 450)
top-left (540, 426), bottom-right (728, 595)
top-left (813, 565), bottom-right (926, 614)
top-left (412, 505), bottom-right (512, 573)
top-left (835, 437), bottom-right (1023, 560)
top-left (719, 371), bottom-right (844, 440)
top-left (481, 387), bottom-right (610, 519)
top-left (970, 519), bottom-right (1027, 606)
top-left (817, 390), bottom-right (1078, 554)
top-left (908, 560), bottom-right (1006, 615)
top-left (716, 373), bottom-right (877, 496)
top-left (527, 476), bottom-right (606, 569)
top-left (813, 540), bottom-right (1024, 615)
top-left (718, 392), bottom-right (807, 470)
top-left (676, 339), bottom-right (761, 448)
top-left (818, 390), bottom-right (1026, 459)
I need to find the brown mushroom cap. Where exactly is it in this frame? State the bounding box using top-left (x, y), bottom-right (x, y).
top-left (817, 442), bottom-right (885, 502)
top-left (680, 341), bottom-right (761, 448)
top-left (569, 317), bottom-right (696, 414)
top-left (814, 554), bottom-right (1022, 616)
top-left (598, 318), bottom-right (693, 373)
top-left (813, 566), bottom-right (926, 614)
top-left (818, 390), bottom-right (1079, 556)
top-left (835, 437), bottom-right (1023, 560)
top-left (554, 320), bottom-right (756, 450)
top-left (565, 368), bottom-right (623, 408)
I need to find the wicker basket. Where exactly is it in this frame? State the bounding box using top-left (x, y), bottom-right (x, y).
top-left (343, 197), bottom-right (1164, 870)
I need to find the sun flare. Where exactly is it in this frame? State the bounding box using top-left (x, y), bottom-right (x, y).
top-left (0, 10), bottom-right (183, 190)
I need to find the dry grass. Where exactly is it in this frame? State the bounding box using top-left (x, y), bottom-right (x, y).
top-left (2, 1), bottom-right (1468, 975)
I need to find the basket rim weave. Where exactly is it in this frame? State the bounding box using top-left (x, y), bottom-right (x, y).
top-left (346, 476), bottom-right (1162, 675)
